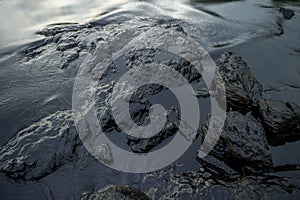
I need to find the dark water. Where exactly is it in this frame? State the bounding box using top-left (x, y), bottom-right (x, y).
top-left (0, 0), bottom-right (299, 199)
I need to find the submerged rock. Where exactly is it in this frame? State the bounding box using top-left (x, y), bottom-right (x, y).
top-left (279, 8), bottom-right (295, 20)
top-left (216, 52), bottom-right (263, 112)
top-left (0, 111), bottom-right (81, 181)
top-left (81, 185), bottom-right (151, 200)
top-left (257, 99), bottom-right (300, 145)
top-left (200, 111), bottom-right (273, 173)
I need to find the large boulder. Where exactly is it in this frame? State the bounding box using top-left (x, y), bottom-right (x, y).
top-left (216, 52), bottom-right (263, 112)
top-left (0, 111), bottom-right (81, 181)
top-left (257, 99), bottom-right (300, 145)
top-left (200, 111), bottom-right (273, 173)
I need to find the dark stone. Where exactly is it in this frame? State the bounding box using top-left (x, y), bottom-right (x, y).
top-left (124, 48), bottom-right (202, 83)
top-left (200, 111), bottom-right (273, 173)
top-left (279, 8), bottom-right (295, 20)
top-left (95, 82), bottom-right (182, 153)
top-left (257, 99), bottom-right (300, 145)
top-left (142, 163), bottom-right (300, 200)
top-left (91, 34), bottom-right (204, 153)
top-left (197, 154), bottom-right (239, 177)
top-left (126, 107), bottom-right (180, 153)
top-left (22, 25), bottom-right (102, 69)
top-left (228, 175), bottom-right (300, 199)
top-left (0, 111), bottom-right (81, 181)
top-left (216, 52), bottom-right (263, 112)
top-left (81, 185), bottom-right (151, 200)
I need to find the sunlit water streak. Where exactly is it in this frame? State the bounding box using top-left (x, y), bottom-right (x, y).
top-left (0, 0), bottom-right (293, 47)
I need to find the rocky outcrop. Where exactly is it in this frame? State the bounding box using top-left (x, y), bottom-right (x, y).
top-left (95, 81), bottom-right (181, 153)
top-left (200, 111), bottom-right (273, 173)
top-left (216, 52), bottom-right (263, 112)
top-left (143, 164), bottom-right (300, 200)
top-left (201, 52), bottom-right (300, 175)
top-left (0, 111), bottom-right (81, 181)
top-left (257, 99), bottom-right (300, 145)
top-left (81, 185), bottom-right (151, 200)
top-left (215, 52), bottom-right (300, 146)
top-left (279, 8), bottom-right (295, 20)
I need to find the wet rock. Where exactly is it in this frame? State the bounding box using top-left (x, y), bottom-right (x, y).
top-left (22, 25), bottom-right (102, 69)
top-left (143, 164), bottom-right (300, 200)
top-left (191, 88), bottom-right (210, 99)
top-left (230, 174), bottom-right (300, 200)
top-left (197, 154), bottom-right (239, 177)
top-left (89, 29), bottom-right (204, 153)
top-left (257, 99), bottom-right (300, 145)
top-left (61, 49), bottom-right (80, 69)
top-left (216, 52), bottom-right (263, 112)
top-left (95, 82), bottom-right (181, 153)
top-left (37, 23), bottom-right (89, 37)
top-left (127, 107), bottom-right (180, 153)
top-left (200, 112), bottom-right (273, 173)
top-left (124, 48), bottom-right (202, 83)
top-left (279, 8), bottom-right (295, 20)
top-left (57, 37), bottom-right (78, 51)
top-left (0, 111), bottom-right (81, 181)
top-left (81, 185), bottom-right (151, 200)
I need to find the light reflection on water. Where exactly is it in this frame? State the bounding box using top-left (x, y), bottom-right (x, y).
top-left (0, 0), bottom-right (134, 46)
top-left (0, 0), bottom-right (297, 46)
top-left (0, 0), bottom-right (277, 46)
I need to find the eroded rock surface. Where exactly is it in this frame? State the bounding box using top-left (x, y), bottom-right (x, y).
top-left (200, 111), bottom-right (273, 173)
top-left (257, 99), bottom-right (300, 145)
top-left (142, 164), bottom-right (300, 200)
top-left (0, 111), bottom-right (81, 181)
top-left (216, 52), bottom-right (263, 112)
top-left (81, 185), bottom-right (151, 200)
top-left (95, 79), bottom-right (182, 153)
top-left (216, 52), bottom-right (300, 146)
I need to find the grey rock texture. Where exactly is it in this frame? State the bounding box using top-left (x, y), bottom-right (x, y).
top-left (143, 165), bottom-right (300, 200)
top-left (216, 52), bottom-right (263, 112)
top-left (81, 185), bottom-right (151, 200)
top-left (279, 8), bottom-right (295, 20)
top-left (216, 52), bottom-right (300, 146)
top-left (257, 99), bottom-right (300, 145)
top-left (201, 111), bottom-right (273, 173)
top-left (0, 111), bottom-right (81, 181)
